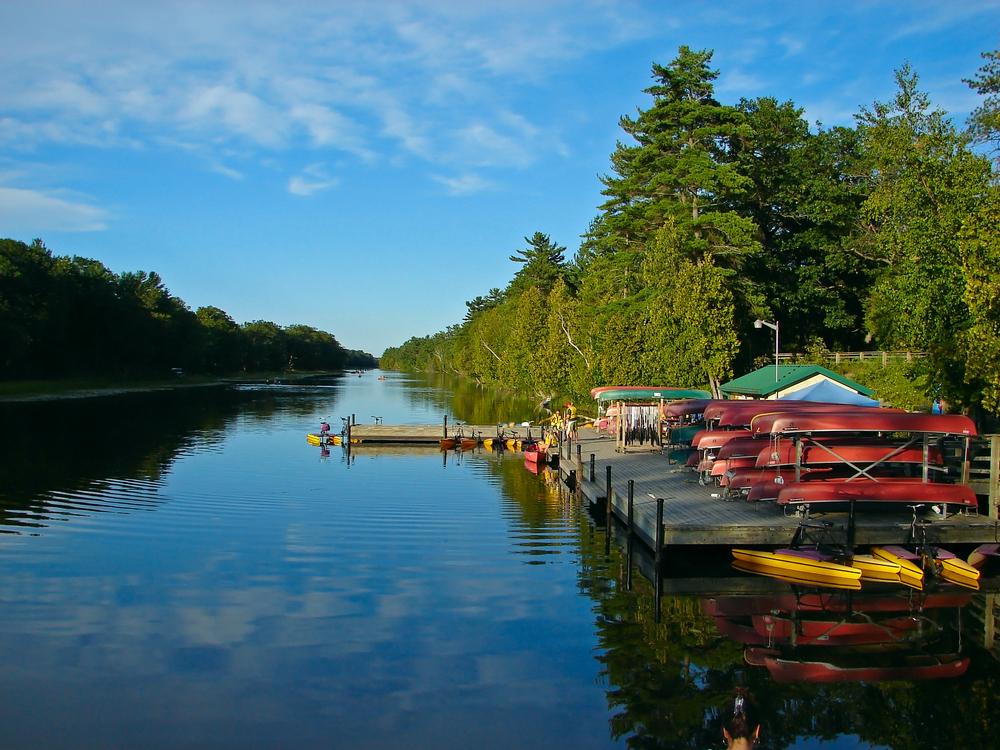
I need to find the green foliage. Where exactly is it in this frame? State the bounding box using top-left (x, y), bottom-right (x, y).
top-left (380, 50), bottom-right (1000, 420)
top-left (959, 191), bottom-right (1000, 413)
top-left (731, 98), bottom-right (873, 356)
top-left (965, 36), bottom-right (1000, 155)
top-left (857, 65), bottom-right (994, 411)
top-left (845, 359), bottom-right (932, 411)
top-left (0, 238), bottom-right (362, 380)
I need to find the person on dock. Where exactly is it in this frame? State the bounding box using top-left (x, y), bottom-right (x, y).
top-left (564, 401), bottom-right (578, 441)
top-left (722, 687), bottom-right (760, 750)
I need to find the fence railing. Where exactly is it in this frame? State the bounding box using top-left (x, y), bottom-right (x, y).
top-left (775, 351), bottom-right (928, 366)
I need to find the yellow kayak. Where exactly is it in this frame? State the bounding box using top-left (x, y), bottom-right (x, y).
top-left (732, 549), bottom-right (862, 582)
top-left (941, 567), bottom-right (981, 590)
top-left (872, 547), bottom-right (924, 589)
top-left (732, 559), bottom-right (862, 590)
top-left (849, 554), bottom-right (901, 582)
top-left (935, 555), bottom-right (981, 582)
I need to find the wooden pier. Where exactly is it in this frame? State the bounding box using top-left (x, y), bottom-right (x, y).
top-left (556, 429), bottom-right (1000, 551)
top-left (347, 422), bottom-right (537, 444)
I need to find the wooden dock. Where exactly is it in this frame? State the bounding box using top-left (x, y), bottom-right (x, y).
top-left (557, 429), bottom-right (999, 550)
top-left (348, 423), bottom-right (537, 443)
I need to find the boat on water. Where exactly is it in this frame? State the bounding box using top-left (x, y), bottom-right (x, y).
top-left (306, 433), bottom-right (342, 446)
top-left (523, 444), bottom-right (547, 464)
top-left (732, 549), bottom-right (862, 582)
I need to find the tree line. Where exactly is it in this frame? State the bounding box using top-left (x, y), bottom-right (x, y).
top-left (381, 43), bottom-right (1000, 417)
top-left (0, 237), bottom-right (377, 380)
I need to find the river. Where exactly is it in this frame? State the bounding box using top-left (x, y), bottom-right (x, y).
top-left (0, 371), bottom-right (997, 749)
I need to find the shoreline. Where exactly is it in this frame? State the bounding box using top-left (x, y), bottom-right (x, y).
top-left (0, 371), bottom-right (341, 404)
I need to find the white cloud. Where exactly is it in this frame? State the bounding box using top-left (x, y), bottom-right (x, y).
top-left (288, 163), bottom-right (337, 196)
top-left (431, 173), bottom-right (494, 195)
top-left (211, 163), bottom-right (244, 180)
top-left (0, 1), bottom-right (643, 175)
top-left (0, 187), bottom-right (108, 231)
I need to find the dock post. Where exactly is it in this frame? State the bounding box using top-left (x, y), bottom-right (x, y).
top-left (346, 421), bottom-right (352, 455)
top-left (352, 413), bottom-right (356, 426)
top-left (627, 480), bottom-right (634, 535)
top-left (443, 415), bottom-right (448, 438)
top-left (568, 469), bottom-right (577, 493)
top-left (654, 498), bottom-right (664, 565)
top-left (590, 454), bottom-right (595, 482)
top-left (991, 435), bottom-right (1000, 520)
top-left (605, 465), bottom-right (613, 517)
top-left (557, 430), bottom-right (563, 460)
top-left (922, 433), bottom-right (930, 483)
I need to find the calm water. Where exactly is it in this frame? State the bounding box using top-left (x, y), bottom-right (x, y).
top-left (1, 372), bottom-right (998, 750)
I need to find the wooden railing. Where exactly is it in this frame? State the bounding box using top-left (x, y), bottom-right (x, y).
top-left (775, 351), bottom-right (928, 366)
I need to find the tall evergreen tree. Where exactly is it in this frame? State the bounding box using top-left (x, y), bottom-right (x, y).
top-left (599, 46), bottom-right (758, 269)
top-left (507, 232), bottom-right (567, 296)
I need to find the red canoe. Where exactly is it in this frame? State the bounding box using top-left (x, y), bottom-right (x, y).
top-left (717, 437), bottom-right (767, 460)
top-left (661, 398), bottom-right (717, 417)
top-left (697, 430), bottom-right (753, 450)
top-left (756, 441), bottom-right (943, 468)
top-left (776, 480), bottom-right (978, 507)
top-left (762, 654), bottom-right (969, 683)
top-left (711, 457), bottom-right (757, 476)
top-left (751, 411), bottom-right (977, 437)
top-left (705, 401), bottom-right (887, 427)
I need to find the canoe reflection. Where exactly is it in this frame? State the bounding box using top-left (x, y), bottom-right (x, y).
top-left (704, 587), bottom-right (972, 683)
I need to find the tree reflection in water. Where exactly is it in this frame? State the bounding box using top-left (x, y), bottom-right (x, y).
top-left (567, 516), bottom-right (1000, 750)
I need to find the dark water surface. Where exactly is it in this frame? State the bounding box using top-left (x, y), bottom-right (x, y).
top-left (1, 372), bottom-right (999, 750)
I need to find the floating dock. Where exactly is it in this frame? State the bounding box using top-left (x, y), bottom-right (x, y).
top-left (348, 423), bottom-right (536, 443)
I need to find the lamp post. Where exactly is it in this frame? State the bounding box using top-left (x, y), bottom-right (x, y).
top-left (754, 319), bottom-right (779, 382)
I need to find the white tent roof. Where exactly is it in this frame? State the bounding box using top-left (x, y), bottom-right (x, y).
top-left (778, 379), bottom-right (879, 406)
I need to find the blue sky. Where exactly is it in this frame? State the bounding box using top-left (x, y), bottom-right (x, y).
top-left (2, 1), bottom-right (998, 355)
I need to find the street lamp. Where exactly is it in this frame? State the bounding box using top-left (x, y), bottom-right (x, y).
top-left (754, 319), bottom-right (779, 383)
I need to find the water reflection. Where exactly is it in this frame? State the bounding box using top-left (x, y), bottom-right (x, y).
top-left (584, 516), bottom-right (1000, 749)
top-left (2, 375), bottom-right (1000, 750)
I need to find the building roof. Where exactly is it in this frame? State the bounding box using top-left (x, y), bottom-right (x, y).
top-left (720, 364), bottom-right (874, 398)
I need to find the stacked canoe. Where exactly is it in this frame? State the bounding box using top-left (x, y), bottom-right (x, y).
top-left (670, 399), bottom-right (978, 517)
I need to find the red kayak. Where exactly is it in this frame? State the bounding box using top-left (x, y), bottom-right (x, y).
top-left (751, 411), bottom-right (977, 437)
top-left (776, 480), bottom-right (978, 508)
top-left (523, 445), bottom-right (547, 464)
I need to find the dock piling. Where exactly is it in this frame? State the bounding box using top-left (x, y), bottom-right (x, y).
top-left (605, 465), bottom-right (613, 517)
top-left (654, 498), bottom-right (664, 565)
top-left (627, 480), bottom-right (634, 535)
top-left (590, 454), bottom-right (595, 482)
